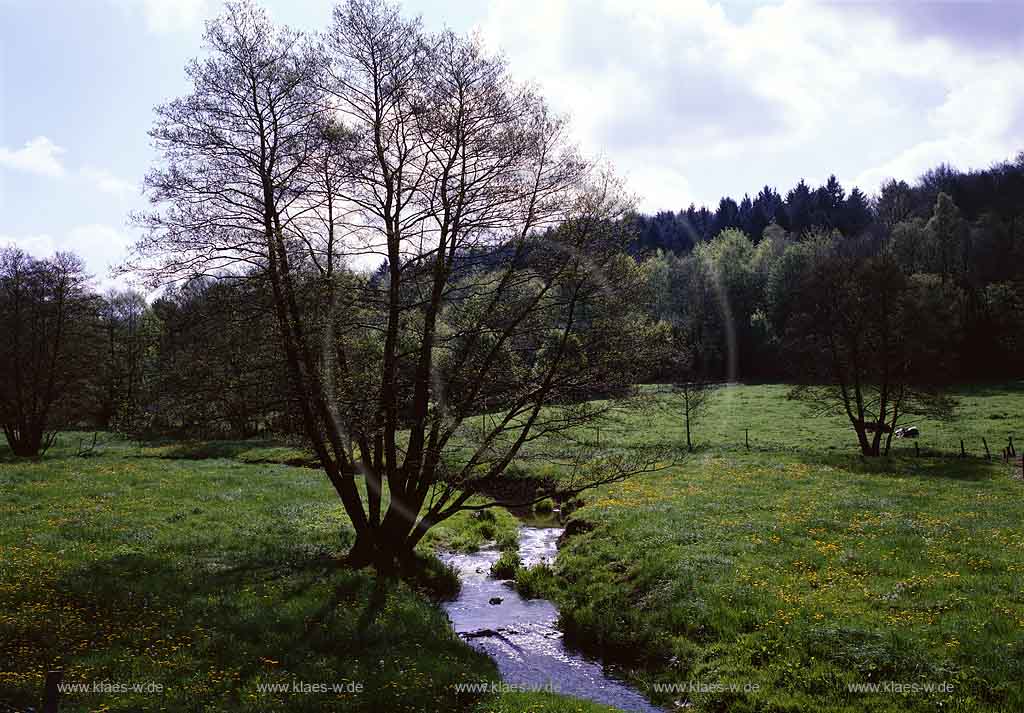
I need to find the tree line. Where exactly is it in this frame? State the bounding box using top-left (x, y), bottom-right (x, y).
top-left (6, 160), bottom-right (1017, 460)
top-left (4, 154), bottom-right (1021, 459)
top-left (0, 252), bottom-right (289, 449)
top-left (636, 158), bottom-right (1024, 384)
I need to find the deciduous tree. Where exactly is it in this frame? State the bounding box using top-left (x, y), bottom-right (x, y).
top-left (785, 244), bottom-right (957, 456)
top-left (132, 0), bottom-right (663, 568)
top-left (0, 248), bottom-right (99, 456)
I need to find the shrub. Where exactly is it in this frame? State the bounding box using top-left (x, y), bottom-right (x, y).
top-left (514, 562), bottom-right (558, 599)
top-left (472, 509), bottom-right (497, 522)
top-left (403, 552), bottom-right (461, 601)
top-left (496, 530), bottom-right (520, 552)
top-left (533, 498), bottom-right (555, 514)
top-left (490, 551), bottom-right (522, 579)
top-left (560, 496), bottom-right (585, 516)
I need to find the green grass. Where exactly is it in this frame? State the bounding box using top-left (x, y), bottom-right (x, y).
top-left (471, 690), bottom-right (623, 712)
top-left (490, 551), bottom-right (522, 580)
top-left (510, 381), bottom-right (1024, 460)
top-left (137, 439), bottom-right (320, 468)
top-left (0, 455), bottom-right (483, 712)
top-left (3, 382), bottom-right (1022, 712)
top-left (0, 444), bottom-right (578, 713)
top-left (517, 383), bottom-right (1024, 712)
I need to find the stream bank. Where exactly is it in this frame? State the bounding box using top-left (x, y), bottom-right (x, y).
top-left (441, 519), bottom-right (663, 713)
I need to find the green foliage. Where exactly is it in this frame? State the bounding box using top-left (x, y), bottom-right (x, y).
top-left (888, 217), bottom-right (928, 273)
top-left (532, 498), bottom-right (555, 514)
top-left (138, 277), bottom-right (288, 440)
top-left (472, 691), bottom-right (621, 713)
top-left (783, 243), bottom-right (960, 454)
top-left (402, 551), bottom-right (463, 601)
top-left (420, 507), bottom-right (519, 555)
top-left (495, 529), bottom-right (521, 553)
top-left (0, 249), bottom-right (101, 456)
top-left (490, 551), bottom-right (522, 580)
top-left (514, 563), bottom-right (559, 601)
top-left (983, 281), bottom-right (1024, 372)
top-left (924, 192), bottom-right (968, 278)
top-left (138, 440), bottom-right (318, 467)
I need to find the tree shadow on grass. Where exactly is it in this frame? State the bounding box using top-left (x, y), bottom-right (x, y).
top-left (946, 380), bottom-right (1024, 399)
top-left (794, 451), bottom-right (998, 481)
top-left (133, 439), bottom-right (327, 469)
top-left (5, 547), bottom-right (495, 713)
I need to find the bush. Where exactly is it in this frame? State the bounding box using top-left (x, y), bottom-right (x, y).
top-left (496, 530), bottom-right (520, 552)
top-left (472, 508), bottom-right (497, 522)
top-left (490, 551), bottom-right (521, 579)
top-left (533, 498), bottom-right (555, 514)
top-left (403, 552), bottom-right (461, 601)
top-left (514, 562), bottom-right (558, 599)
top-left (560, 496), bottom-right (585, 516)
top-left (422, 507), bottom-right (519, 554)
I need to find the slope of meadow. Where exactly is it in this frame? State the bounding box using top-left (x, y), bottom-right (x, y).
top-left (2, 383), bottom-right (1022, 712)
top-left (0, 436), bottom-right (547, 713)
top-left (520, 383), bottom-right (1024, 711)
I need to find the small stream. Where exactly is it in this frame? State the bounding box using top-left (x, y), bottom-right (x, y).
top-left (440, 521), bottom-right (664, 713)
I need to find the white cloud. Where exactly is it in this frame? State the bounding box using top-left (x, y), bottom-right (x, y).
top-left (112, 0), bottom-right (214, 34)
top-left (142, 0), bottom-right (213, 32)
top-left (67, 224), bottom-right (133, 276)
top-left (2, 225), bottom-right (133, 288)
top-left (478, 0), bottom-right (1024, 207)
top-left (0, 136), bottom-right (66, 177)
top-left (1, 233), bottom-right (57, 257)
top-left (80, 166), bottom-right (136, 198)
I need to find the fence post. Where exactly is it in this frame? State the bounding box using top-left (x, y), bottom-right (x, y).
top-left (960, 439), bottom-right (966, 458)
top-left (915, 442), bottom-right (920, 458)
top-left (983, 437), bottom-right (990, 460)
top-left (43, 669), bottom-right (62, 713)
top-left (745, 429), bottom-right (750, 451)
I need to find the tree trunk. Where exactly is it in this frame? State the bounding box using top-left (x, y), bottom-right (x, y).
top-left (685, 408), bottom-right (692, 452)
top-left (852, 423), bottom-right (879, 456)
top-left (346, 528), bottom-right (416, 573)
top-left (3, 425), bottom-right (45, 457)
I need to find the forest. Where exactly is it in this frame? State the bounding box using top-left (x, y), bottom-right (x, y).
top-left (4, 158), bottom-right (1023, 448)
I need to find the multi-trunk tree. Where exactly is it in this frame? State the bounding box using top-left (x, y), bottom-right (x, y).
top-left (132, 0), bottom-right (664, 568)
top-left (0, 248), bottom-right (99, 456)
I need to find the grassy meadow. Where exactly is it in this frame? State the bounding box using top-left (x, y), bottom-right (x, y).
top-left (511, 382), bottom-right (1024, 712)
top-left (1, 382), bottom-right (1022, 712)
top-left (0, 435), bottom-right (543, 712)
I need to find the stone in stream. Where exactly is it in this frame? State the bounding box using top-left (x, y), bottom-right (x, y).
top-left (489, 596), bottom-right (503, 605)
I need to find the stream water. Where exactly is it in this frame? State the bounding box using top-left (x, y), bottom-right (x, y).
top-left (440, 523), bottom-right (664, 713)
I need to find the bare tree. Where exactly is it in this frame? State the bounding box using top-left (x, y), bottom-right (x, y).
top-left (131, 0), bottom-right (664, 569)
top-left (0, 248), bottom-right (99, 456)
top-left (672, 380), bottom-right (717, 452)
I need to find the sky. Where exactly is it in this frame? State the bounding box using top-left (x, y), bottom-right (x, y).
top-left (1, 0), bottom-right (1022, 286)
